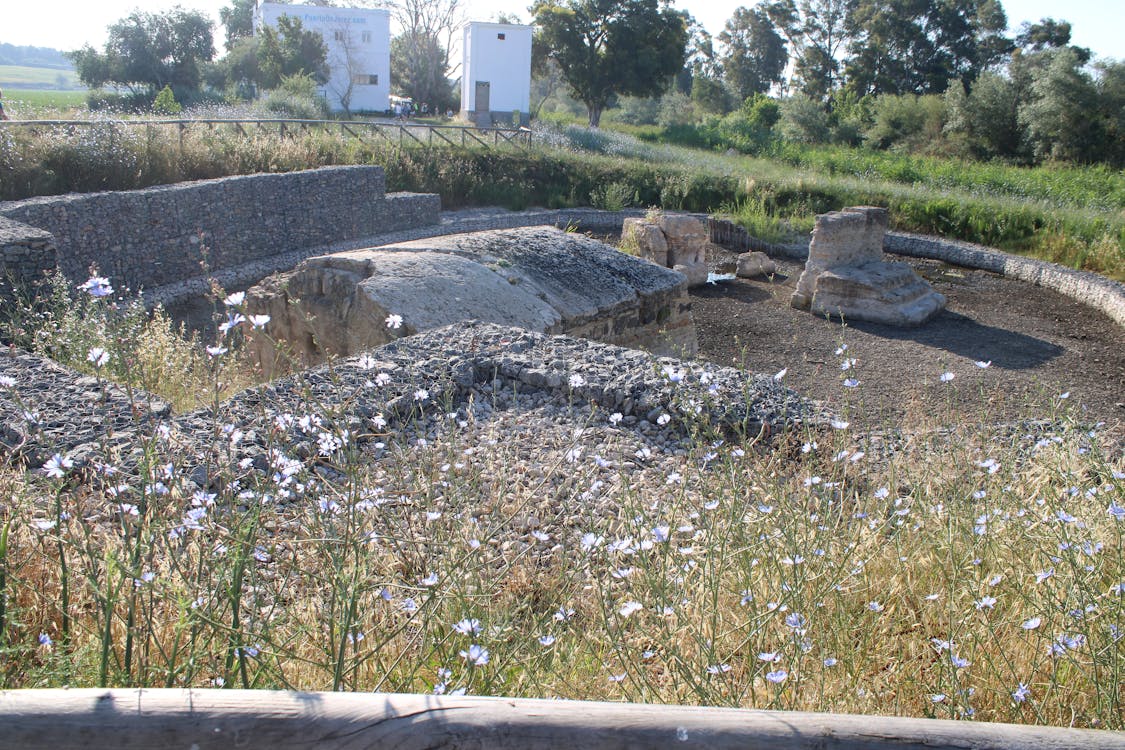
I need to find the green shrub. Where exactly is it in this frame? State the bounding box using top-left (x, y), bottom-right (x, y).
top-left (152, 85), bottom-right (182, 115)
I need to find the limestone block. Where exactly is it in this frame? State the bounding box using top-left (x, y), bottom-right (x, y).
top-left (247, 227), bottom-right (697, 375)
top-left (657, 214), bottom-right (709, 268)
top-left (809, 261), bottom-right (947, 326)
top-left (735, 251), bottom-right (776, 278)
top-left (792, 206), bottom-right (944, 325)
top-left (622, 217), bottom-right (669, 267)
top-left (673, 262), bottom-right (709, 288)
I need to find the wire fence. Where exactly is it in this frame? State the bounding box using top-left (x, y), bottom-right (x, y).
top-left (0, 117), bottom-right (534, 149)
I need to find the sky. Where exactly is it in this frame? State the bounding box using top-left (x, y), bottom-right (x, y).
top-left (4, 0), bottom-right (1122, 62)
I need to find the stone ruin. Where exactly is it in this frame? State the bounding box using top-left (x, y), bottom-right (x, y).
top-left (247, 226), bottom-right (698, 377)
top-left (621, 214), bottom-right (713, 287)
top-left (791, 206), bottom-right (946, 326)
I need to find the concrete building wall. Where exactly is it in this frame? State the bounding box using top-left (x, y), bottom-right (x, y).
top-left (256, 3), bottom-right (391, 113)
top-left (460, 22), bottom-right (533, 127)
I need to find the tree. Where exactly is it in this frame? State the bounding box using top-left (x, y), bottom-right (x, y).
top-left (844, 0), bottom-right (1010, 97)
top-left (219, 0), bottom-right (256, 52)
top-left (532, 0), bottom-right (689, 127)
top-left (388, 0), bottom-right (463, 111)
top-left (70, 8), bottom-right (215, 96)
top-left (1020, 47), bottom-right (1101, 163)
top-left (764, 0), bottom-right (854, 101)
top-left (718, 6), bottom-right (788, 100)
top-left (257, 15), bottom-right (329, 90)
top-left (391, 31), bottom-right (457, 110)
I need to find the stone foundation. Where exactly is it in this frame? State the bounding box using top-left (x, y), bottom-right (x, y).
top-left (247, 227), bottom-right (697, 377)
top-left (622, 213), bottom-right (712, 288)
top-left (792, 207), bottom-right (946, 326)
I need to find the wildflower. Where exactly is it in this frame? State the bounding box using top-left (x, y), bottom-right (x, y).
top-left (1022, 617), bottom-right (1042, 630)
top-left (249, 314), bottom-right (270, 329)
top-left (454, 618), bottom-right (481, 635)
top-left (757, 652), bottom-right (780, 662)
top-left (538, 635), bottom-right (556, 647)
top-left (784, 613), bottom-right (807, 631)
top-left (419, 572), bottom-right (439, 587)
top-left (939, 372), bottom-right (955, 382)
top-left (974, 360), bottom-right (992, 368)
top-left (374, 372), bottom-right (392, 386)
top-left (460, 644), bottom-right (489, 665)
top-left (554, 607), bottom-right (575, 622)
top-left (568, 373), bottom-right (586, 388)
top-left (834, 345), bottom-right (848, 355)
top-left (1035, 568), bottom-right (1054, 584)
top-left (414, 388), bottom-right (429, 402)
top-left (707, 663), bottom-right (732, 675)
top-left (1107, 501), bottom-right (1125, 520)
top-left (619, 601), bottom-right (644, 618)
top-left (950, 654), bottom-right (971, 669)
top-left (765, 669), bottom-right (788, 684)
top-left (739, 590), bottom-right (754, 606)
top-left (823, 657), bottom-right (838, 667)
top-left (868, 601), bottom-right (884, 612)
top-left (42, 453), bottom-right (73, 478)
top-left (205, 345), bottom-right (227, 357)
top-left (657, 413), bottom-right (671, 426)
top-left (219, 312), bottom-right (246, 333)
top-left (87, 347), bottom-right (110, 367)
top-left (1012, 683), bottom-right (1031, 703)
top-left (931, 694), bottom-right (946, 703)
top-left (0, 376), bottom-right (14, 388)
top-left (773, 368), bottom-right (787, 381)
top-left (662, 365), bottom-right (684, 382)
top-left (830, 419), bottom-right (849, 430)
top-left (223, 291), bottom-right (245, 306)
top-left (975, 596), bottom-right (997, 610)
top-left (356, 354), bottom-right (377, 370)
top-left (80, 276), bottom-right (114, 298)
top-left (609, 412), bottom-right (623, 425)
top-left (580, 532), bottom-right (603, 551)
top-left (38, 632), bottom-right (52, 647)
top-left (385, 313), bottom-right (404, 329)
top-left (608, 672), bottom-right (627, 683)
top-left (401, 598), bottom-right (418, 613)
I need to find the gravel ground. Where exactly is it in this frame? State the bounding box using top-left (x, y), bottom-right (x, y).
top-left (693, 247), bottom-right (1125, 440)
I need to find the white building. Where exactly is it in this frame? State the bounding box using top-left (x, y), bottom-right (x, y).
top-left (256, 3), bottom-right (391, 114)
top-left (460, 22), bottom-right (533, 127)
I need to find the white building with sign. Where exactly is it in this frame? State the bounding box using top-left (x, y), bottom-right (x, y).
top-left (460, 22), bottom-right (533, 127)
top-left (256, 3), bottom-right (391, 113)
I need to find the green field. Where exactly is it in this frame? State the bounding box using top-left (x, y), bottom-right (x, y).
top-left (0, 88), bottom-right (87, 118)
top-left (0, 64), bottom-right (80, 89)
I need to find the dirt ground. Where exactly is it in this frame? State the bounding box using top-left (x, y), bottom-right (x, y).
top-left (691, 248), bottom-right (1125, 440)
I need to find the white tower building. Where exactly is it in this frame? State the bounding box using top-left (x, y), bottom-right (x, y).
top-left (460, 22), bottom-right (533, 127)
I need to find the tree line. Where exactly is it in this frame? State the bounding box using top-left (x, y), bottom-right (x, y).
top-left (68, 0), bottom-right (465, 116)
top-left (532, 0), bottom-right (1122, 165)
top-left (63, 0), bottom-right (1122, 165)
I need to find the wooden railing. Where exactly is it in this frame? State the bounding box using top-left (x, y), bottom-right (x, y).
top-left (1, 689), bottom-right (1121, 749)
top-left (0, 117), bottom-right (533, 149)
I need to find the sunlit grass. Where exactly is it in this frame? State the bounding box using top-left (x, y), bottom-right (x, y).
top-left (0, 273), bottom-right (1120, 731)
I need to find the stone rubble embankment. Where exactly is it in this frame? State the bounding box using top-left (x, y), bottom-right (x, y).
top-left (0, 322), bottom-right (832, 481)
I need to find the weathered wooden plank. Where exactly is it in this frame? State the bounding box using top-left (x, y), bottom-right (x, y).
top-left (0, 690), bottom-right (1120, 750)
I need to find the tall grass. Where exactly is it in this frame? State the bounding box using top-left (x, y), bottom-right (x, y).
top-left (0, 273), bottom-right (1121, 729)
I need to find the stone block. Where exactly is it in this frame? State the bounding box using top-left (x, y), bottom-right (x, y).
top-left (735, 251), bottom-right (776, 278)
top-left (792, 206), bottom-right (945, 326)
top-left (622, 217), bottom-right (668, 267)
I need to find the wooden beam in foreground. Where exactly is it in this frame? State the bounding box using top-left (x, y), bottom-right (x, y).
top-left (0, 689), bottom-right (1121, 750)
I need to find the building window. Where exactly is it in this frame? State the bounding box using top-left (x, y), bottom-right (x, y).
top-left (362, 31), bottom-right (372, 43)
top-left (352, 74), bottom-right (379, 85)
top-left (334, 30), bottom-right (346, 41)
top-left (497, 33), bottom-right (506, 40)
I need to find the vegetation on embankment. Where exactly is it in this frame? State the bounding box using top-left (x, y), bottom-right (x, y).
top-left (0, 120), bottom-right (1121, 279)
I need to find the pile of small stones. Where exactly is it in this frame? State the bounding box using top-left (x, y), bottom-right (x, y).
top-left (0, 321), bottom-right (833, 484)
